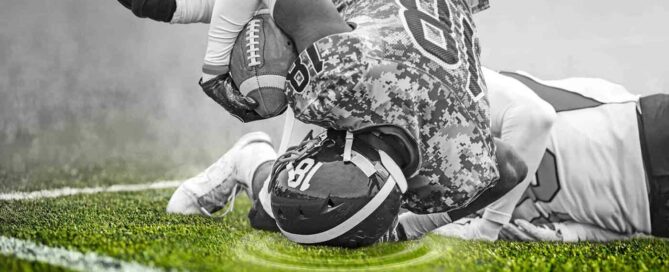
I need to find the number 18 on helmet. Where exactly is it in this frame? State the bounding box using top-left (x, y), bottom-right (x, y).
top-left (270, 130), bottom-right (408, 248)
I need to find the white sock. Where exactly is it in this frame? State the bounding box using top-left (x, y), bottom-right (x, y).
top-left (237, 142), bottom-right (277, 198)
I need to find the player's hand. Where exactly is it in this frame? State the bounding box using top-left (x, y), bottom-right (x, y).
top-left (199, 74), bottom-right (264, 123)
top-left (500, 219), bottom-right (563, 242)
top-left (432, 217), bottom-right (499, 241)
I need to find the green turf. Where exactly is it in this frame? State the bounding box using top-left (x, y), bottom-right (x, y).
top-left (0, 254), bottom-right (70, 272)
top-left (1, 190), bottom-right (668, 271)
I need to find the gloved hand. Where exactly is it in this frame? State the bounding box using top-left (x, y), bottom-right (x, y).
top-left (199, 74), bottom-right (264, 123)
top-left (500, 219), bottom-right (562, 241)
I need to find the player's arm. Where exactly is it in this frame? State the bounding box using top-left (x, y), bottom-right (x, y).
top-left (502, 219), bottom-right (638, 242)
top-left (202, 0), bottom-right (265, 79)
top-left (399, 139), bottom-right (528, 240)
top-left (448, 139), bottom-right (528, 221)
top-left (116, 0), bottom-right (215, 24)
top-left (448, 67), bottom-right (556, 240)
top-left (198, 0), bottom-right (270, 122)
top-left (172, 0), bottom-right (216, 24)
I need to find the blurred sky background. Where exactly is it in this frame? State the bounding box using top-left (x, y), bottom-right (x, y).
top-left (0, 0), bottom-right (667, 187)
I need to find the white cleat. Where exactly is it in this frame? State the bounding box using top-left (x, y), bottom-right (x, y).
top-left (166, 131), bottom-right (277, 216)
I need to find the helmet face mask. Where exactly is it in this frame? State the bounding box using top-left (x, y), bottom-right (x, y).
top-left (270, 130), bottom-right (407, 248)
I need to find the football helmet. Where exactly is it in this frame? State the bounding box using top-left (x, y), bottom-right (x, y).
top-left (270, 130), bottom-right (408, 248)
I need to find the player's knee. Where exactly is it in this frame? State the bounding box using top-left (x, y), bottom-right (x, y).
top-left (116, 0), bottom-right (176, 22)
top-left (251, 161), bottom-right (274, 198)
top-left (494, 139), bottom-right (528, 191)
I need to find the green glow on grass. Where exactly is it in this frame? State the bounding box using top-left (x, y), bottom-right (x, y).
top-left (1, 190), bottom-right (668, 271)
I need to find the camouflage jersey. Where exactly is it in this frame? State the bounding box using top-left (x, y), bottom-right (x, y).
top-left (284, 0), bottom-right (498, 213)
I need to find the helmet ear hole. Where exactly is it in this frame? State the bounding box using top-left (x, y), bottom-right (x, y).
top-left (298, 208), bottom-right (307, 220)
top-left (323, 198), bottom-right (341, 213)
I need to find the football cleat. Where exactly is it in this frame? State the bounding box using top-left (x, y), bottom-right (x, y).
top-left (270, 130), bottom-right (408, 248)
top-left (166, 132), bottom-right (276, 216)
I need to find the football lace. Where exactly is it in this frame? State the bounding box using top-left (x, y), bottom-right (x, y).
top-left (245, 19), bottom-right (262, 67)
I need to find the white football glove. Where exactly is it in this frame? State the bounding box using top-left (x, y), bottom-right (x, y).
top-left (432, 217), bottom-right (500, 241)
top-left (500, 219), bottom-right (563, 242)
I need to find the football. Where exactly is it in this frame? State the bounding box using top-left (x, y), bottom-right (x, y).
top-left (229, 12), bottom-right (297, 118)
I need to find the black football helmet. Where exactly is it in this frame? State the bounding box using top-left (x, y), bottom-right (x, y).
top-left (270, 130), bottom-right (408, 248)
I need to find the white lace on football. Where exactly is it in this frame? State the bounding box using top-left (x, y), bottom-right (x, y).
top-left (245, 19), bottom-right (262, 67)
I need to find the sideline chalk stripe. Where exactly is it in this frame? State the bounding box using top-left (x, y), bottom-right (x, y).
top-left (0, 180), bottom-right (182, 201)
top-left (0, 236), bottom-right (162, 271)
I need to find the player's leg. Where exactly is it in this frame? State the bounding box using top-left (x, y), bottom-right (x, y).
top-left (638, 94), bottom-right (669, 238)
top-left (247, 160), bottom-right (280, 231)
top-left (166, 132), bottom-right (277, 215)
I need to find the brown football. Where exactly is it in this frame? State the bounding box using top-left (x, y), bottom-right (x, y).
top-left (229, 12), bottom-right (297, 118)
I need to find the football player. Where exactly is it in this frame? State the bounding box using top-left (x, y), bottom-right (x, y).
top-left (396, 66), bottom-right (556, 241)
top-left (118, 0), bottom-right (531, 246)
top-left (432, 69), bottom-right (669, 242)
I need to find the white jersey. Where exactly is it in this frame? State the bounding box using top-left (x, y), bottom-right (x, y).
top-left (501, 71), bottom-right (652, 235)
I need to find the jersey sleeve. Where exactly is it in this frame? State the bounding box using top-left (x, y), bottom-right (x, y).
top-left (202, 0), bottom-right (265, 75)
top-left (465, 0), bottom-right (490, 13)
top-left (171, 0), bottom-right (215, 24)
top-left (482, 67), bottom-right (556, 225)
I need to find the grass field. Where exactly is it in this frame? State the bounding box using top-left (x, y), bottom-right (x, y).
top-left (1, 170), bottom-right (668, 272)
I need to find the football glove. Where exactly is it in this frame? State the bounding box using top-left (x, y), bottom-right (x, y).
top-left (199, 74), bottom-right (264, 123)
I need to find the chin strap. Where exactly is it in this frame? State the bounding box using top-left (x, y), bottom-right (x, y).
top-left (342, 132), bottom-right (407, 194)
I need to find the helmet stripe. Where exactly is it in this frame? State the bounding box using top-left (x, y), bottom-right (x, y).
top-left (239, 75), bottom-right (287, 96)
top-left (350, 151), bottom-right (376, 177)
top-left (379, 150), bottom-right (408, 194)
top-left (278, 172), bottom-right (397, 244)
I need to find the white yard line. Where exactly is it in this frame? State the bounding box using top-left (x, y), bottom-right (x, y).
top-left (0, 236), bottom-right (162, 271)
top-left (0, 182), bottom-right (182, 269)
top-left (0, 180), bottom-right (182, 201)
